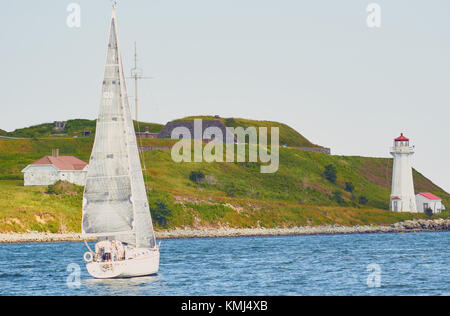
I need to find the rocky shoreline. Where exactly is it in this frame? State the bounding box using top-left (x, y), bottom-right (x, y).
top-left (0, 219), bottom-right (449, 244)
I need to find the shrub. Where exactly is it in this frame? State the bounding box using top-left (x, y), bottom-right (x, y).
top-left (0, 174), bottom-right (23, 180)
top-left (46, 181), bottom-right (82, 195)
top-left (424, 207), bottom-right (433, 217)
top-left (333, 190), bottom-right (343, 205)
top-left (224, 118), bottom-right (236, 127)
top-left (189, 171), bottom-right (205, 184)
top-left (345, 182), bottom-right (354, 193)
top-left (324, 164), bottom-right (337, 184)
top-left (150, 200), bottom-right (172, 228)
top-left (358, 196), bottom-right (368, 205)
top-left (46, 184), bottom-right (56, 195)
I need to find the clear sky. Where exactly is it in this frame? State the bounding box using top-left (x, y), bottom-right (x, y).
top-left (1, 0), bottom-right (449, 193)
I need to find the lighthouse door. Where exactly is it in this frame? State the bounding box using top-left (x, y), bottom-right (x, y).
top-left (393, 201), bottom-right (398, 212)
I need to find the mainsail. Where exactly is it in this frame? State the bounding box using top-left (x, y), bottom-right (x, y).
top-left (82, 6), bottom-right (156, 249)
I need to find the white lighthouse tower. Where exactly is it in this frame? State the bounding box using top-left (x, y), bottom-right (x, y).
top-left (390, 133), bottom-right (417, 213)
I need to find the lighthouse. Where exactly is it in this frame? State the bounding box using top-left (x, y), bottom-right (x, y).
top-left (390, 133), bottom-right (417, 213)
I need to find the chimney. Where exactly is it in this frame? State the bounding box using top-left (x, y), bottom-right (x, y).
top-left (52, 149), bottom-right (59, 158)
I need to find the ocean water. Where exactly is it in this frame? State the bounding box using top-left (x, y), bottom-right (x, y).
top-left (0, 232), bottom-right (448, 296)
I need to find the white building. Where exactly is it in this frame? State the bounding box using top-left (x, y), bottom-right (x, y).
top-left (390, 133), bottom-right (417, 213)
top-left (415, 193), bottom-right (446, 214)
top-left (22, 151), bottom-right (88, 186)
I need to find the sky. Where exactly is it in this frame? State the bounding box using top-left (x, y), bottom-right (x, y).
top-left (1, 0), bottom-right (449, 193)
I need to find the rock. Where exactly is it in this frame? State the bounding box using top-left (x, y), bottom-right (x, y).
top-left (2, 218), bottom-right (449, 244)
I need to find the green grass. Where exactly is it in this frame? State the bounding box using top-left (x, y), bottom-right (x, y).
top-left (0, 123), bottom-right (448, 233)
top-left (4, 119), bottom-right (164, 138)
top-left (0, 179), bottom-right (442, 233)
top-left (0, 180), bottom-right (81, 233)
top-left (143, 146), bottom-right (449, 209)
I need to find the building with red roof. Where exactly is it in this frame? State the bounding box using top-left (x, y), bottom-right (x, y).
top-left (22, 149), bottom-right (88, 186)
top-left (415, 193), bottom-right (446, 214)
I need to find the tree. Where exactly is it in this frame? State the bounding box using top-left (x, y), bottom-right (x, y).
top-left (324, 164), bottom-right (337, 184)
top-left (345, 182), bottom-right (354, 193)
top-left (358, 196), bottom-right (368, 205)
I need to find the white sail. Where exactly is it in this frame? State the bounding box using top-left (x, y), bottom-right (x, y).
top-left (82, 7), bottom-right (156, 249)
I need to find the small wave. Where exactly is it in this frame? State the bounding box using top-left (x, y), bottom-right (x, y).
top-left (0, 273), bottom-right (24, 278)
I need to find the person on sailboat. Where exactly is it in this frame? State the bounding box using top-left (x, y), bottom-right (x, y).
top-left (103, 237), bottom-right (112, 262)
top-left (94, 241), bottom-right (104, 262)
top-left (112, 238), bottom-right (125, 261)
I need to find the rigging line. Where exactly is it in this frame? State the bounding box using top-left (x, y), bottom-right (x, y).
top-left (130, 42), bottom-right (151, 196)
top-left (125, 40), bottom-right (155, 246)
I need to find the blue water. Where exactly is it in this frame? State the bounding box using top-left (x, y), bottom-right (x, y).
top-left (0, 232), bottom-right (449, 296)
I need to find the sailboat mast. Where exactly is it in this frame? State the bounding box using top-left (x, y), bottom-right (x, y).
top-left (134, 42), bottom-right (138, 122)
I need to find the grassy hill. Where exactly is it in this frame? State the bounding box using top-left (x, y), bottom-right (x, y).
top-left (5, 116), bottom-right (321, 149)
top-left (0, 126), bottom-right (448, 233)
top-left (176, 116), bottom-right (323, 148)
top-left (4, 119), bottom-right (164, 138)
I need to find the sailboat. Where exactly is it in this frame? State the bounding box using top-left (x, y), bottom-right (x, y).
top-left (81, 4), bottom-right (160, 279)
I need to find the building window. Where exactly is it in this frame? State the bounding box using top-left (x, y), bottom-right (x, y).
top-left (423, 203), bottom-right (428, 211)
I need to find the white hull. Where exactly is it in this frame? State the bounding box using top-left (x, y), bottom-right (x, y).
top-left (86, 249), bottom-right (160, 279)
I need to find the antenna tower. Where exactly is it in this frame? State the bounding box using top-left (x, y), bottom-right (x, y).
top-left (129, 42), bottom-right (152, 122)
